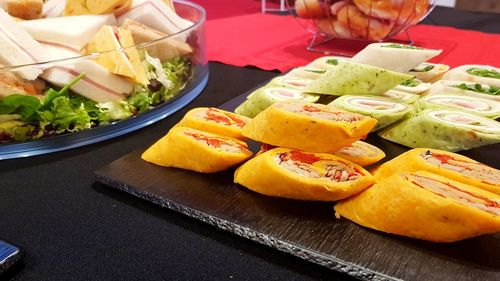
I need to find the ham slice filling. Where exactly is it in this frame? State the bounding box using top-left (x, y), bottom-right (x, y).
top-left (421, 151), bottom-right (500, 185)
top-left (282, 103), bottom-right (367, 122)
top-left (276, 150), bottom-right (361, 182)
top-left (407, 174), bottom-right (500, 216)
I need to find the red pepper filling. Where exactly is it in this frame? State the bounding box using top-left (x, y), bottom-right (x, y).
top-left (409, 175), bottom-right (500, 209)
top-left (289, 150), bottom-right (322, 164)
top-left (303, 105), bottom-right (321, 112)
top-left (205, 108), bottom-right (247, 128)
top-left (185, 132), bottom-right (248, 152)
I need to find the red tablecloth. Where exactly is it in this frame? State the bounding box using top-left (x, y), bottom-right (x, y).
top-left (193, 0), bottom-right (500, 72)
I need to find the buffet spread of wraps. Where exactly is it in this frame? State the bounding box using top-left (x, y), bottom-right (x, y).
top-left (0, 0), bottom-right (198, 142)
top-left (142, 43), bottom-right (500, 243)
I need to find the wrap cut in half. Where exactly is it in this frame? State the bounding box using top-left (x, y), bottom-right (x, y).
top-left (304, 61), bottom-right (413, 96)
top-left (409, 62), bottom-right (450, 83)
top-left (371, 148), bottom-right (500, 195)
top-left (329, 95), bottom-right (410, 131)
top-left (306, 55), bottom-right (349, 70)
top-left (334, 171), bottom-right (500, 242)
top-left (175, 107), bottom-right (250, 140)
top-left (334, 141), bottom-right (386, 167)
top-left (267, 76), bottom-right (314, 92)
top-left (426, 80), bottom-right (500, 103)
top-left (351, 43), bottom-right (442, 73)
top-left (235, 87), bottom-right (319, 118)
top-left (381, 89), bottom-right (419, 104)
top-left (443, 65), bottom-right (500, 87)
top-left (234, 147), bottom-right (375, 201)
top-left (141, 127), bottom-right (253, 173)
top-left (378, 109), bottom-right (500, 152)
top-left (242, 101), bottom-right (377, 153)
top-left (417, 95), bottom-right (500, 119)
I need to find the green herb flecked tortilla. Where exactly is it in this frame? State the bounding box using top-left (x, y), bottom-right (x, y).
top-left (304, 61), bottom-right (413, 96)
top-left (378, 109), bottom-right (500, 151)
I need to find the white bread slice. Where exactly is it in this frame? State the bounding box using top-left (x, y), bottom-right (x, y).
top-left (0, 9), bottom-right (49, 80)
top-left (41, 60), bottom-right (134, 103)
top-left (42, 0), bottom-right (66, 18)
top-left (18, 14), bottom-right (117, 51)
top-left (117, 0), bottom-right (192, 35)
top-left (121, 18), bottom-right (191, 61)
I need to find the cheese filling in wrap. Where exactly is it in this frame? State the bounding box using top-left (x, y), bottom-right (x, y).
top-left (142, 127), bottom-right (253, 173)
top-left (242, 101), bottom-right (377, 153)
top-left (234, 147), bottom-right (374, 201)
top-left (381, 89), bottom-right (419, 104)
top-left (426, 80), bottom-right (500, 102)
top-left (334, 171), bottom-right (500, 242)
top-left (329, 95), bottom-right (410, 131)
top-left (443, 65), bottom-right (500, 87)
top-left (371, 148), bottom-right (500, 195)
top-left (418, 95), bottom-right (500, 119)
top-left (409, 62), bottom-right (450, 82)
top-left (235, 87), bottom-right (319, 118)
top-left (334, 141), bottom-right (386, 167)
top-left (378, 109), bottom-right (500, 151)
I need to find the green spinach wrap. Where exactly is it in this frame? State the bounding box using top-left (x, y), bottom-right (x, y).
top-left (304, 61), bottom-right (412, 96)
top-left (417, 94), bottom-right (500, 119)
top-left (378, 109), bottom-right (500, 151)
top-left (329, 95), bottom-right (410, 131)
top-left (235, 87), bottom-right (319, 118)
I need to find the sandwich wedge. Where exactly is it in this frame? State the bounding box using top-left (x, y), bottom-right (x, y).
top-left (84, 25), bottom-right (148, 85)
top-left (121, 18), bottom-right (191, 61)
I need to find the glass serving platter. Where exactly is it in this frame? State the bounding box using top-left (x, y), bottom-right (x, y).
top-left (0, 0), bottom-right (208, 160)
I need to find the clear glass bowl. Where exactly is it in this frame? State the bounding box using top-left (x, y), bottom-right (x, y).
top-left (0, 0), bottom-right (208, 159)
top-left (291, 0), bottom-right (436, 41)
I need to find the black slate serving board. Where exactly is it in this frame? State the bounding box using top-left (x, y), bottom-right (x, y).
top-left (95, 92), bottom-right (500, 281)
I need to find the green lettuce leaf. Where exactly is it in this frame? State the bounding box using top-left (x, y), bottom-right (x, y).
top-left (0, 94), bottom-right (41, 121)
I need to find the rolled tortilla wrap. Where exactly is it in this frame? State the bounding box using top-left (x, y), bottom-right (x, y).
top-left (351, 43), bottom-right (442, 73)
top-left (285, 66), bottom-right (326, 80)
top-left (333, 141), bottom-right (385, 167)
top-left (266, 76), bottom-right (313, 92)
top-left (394, 79), bottom-right (431, 94)
top-left (175, 107), bottom-right (250, 140)
top-left (409, 62), bottom-right (450, 82)
top-left (381, 89), bottom-right (419, 104)
top-left (426, 80), bottom-right (500, 102)
top-left (141, 127), bottom-right (253, 173)
top-left (329, 95), bottom-right (410, 131)
top-left (242, 101), bottom-right (377, 153)
top-left (371, 148), bottom-right (500, 195)
top-left (378, 109), bottom-right (500, 151)
top-left (304, 61), bottom-right (413, 96)
top-left (335, 171), bottom-right (500, 242)
top-left (418, 94), bottom-right (500, 119)
top-left (234, 147), bottom-right (374, 201)
top-left (443, 65), bottom-right (500, 87)
top-left (235, 87), bottom-right (319, 118)
top-left (306, 55), bottom-right (349, 70)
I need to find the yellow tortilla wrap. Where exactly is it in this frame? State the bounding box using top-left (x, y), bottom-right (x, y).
top-left (242, 101), bottom-right (377, 153)
top-left (234, 147), bottom-right (374, 201)
top-left (371, 148), bottom-right (500, 195)
top-left (142, 127), bottom-right (253, 173)
top-left (335, 171), bottom-right (500, 242)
